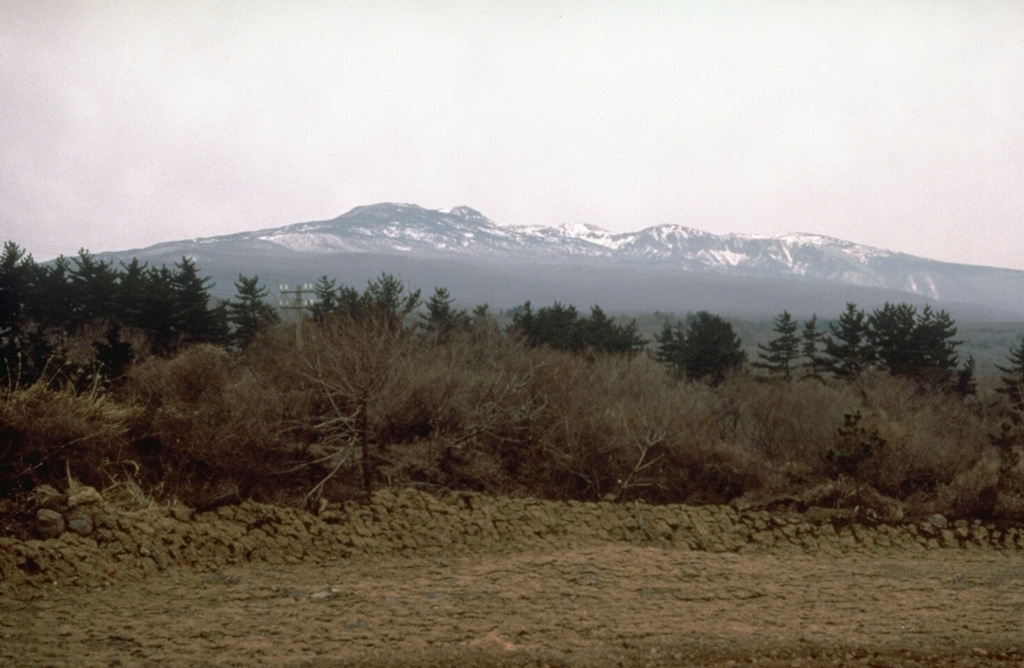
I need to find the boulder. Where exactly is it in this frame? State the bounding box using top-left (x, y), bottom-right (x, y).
top-left (36, 508), bottom-right (65, 539)
top-left (67, 508), bottom-right (95, 536)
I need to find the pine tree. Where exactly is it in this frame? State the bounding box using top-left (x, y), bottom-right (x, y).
top-left (509, 302), bottom-right (535, 343)
top-left (867, 302), bottom-right (918, 376)
top-left (421, 287), bottom-right (468, 344)
top-left (0, 243), bottom-right (30, 335)
top-left (171, 257), bottom-right (226, 346)
top-left (30, 256), bottom-right (73, 331)
top-left (93, 321), bottom-right (134, 382)
top-left (362, 273), bottom-right (421, 329)
top-left (867, 302), bottom-right (960, 387)
top-left (952, 354), bottom-right (977, 398)
top-left (310, 276), bottom-right (339, 323)
top-left (471, 303), bottom-right (491, 323)
top-left (140, 265), bottom-right (178, 354)
top-left (823, 303), bottom-right (872, 378)
top-left (655, 311), bottom-right (746, 383)
top-left (531, 302), bottom-right (581, 351)
top-left (753, 310), bottom-right (800, 379)
top-left (69, 250), bottom-right (119, 329)
top-left (996, 337), bottom-right (1024, 410)
top-left (337, 285), bottom-right (363, 318)
top-left (115, 258), bottom-right (150, 330)
top-left (227, 274), bottom-right (280, 349)
top-left (799, 314), bottom-right (827, 379)
top-left (578, 305), bottom-right (646, 354)
top-left (0, 242), bottom-right (36, 375)
top-left (654, 320), bottom-right (686, 371)
top-left (911, 306), bottom-right (960, 387)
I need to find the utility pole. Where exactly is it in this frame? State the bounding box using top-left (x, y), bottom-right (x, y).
top-left (279, 283), bottom-right (315, 349)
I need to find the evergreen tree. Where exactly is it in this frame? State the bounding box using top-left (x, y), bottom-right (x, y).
top-left (0, 244), bottom-right (31, 331)
top-left (29, 256), bottom-right (73, 331)
top-left (421, 287), bottom-right (468, 344)
top-left (910, 306), bottom-right (960, 386)
top-left (0, 242), bottom-right (36, 376)
top-left (170, 257), bottom-right (226, 346)
top-left (996, 337), bottom-right (1024, 410)
top-left (867, 303), bottom-right (960, 387)
top-left (115, 258), bottom-right (150, 330)
top-left (336, 285), bottom-right (363, 318)
top-left (753, 310), bottom-right (800, 379)
top-left (654, 320), bottom-right (685, 370)
top-left (509, 301), bottom-right (535, 343)
top-left (799, 314), bottom-right (827, 379)
top-left (310, 276), bottom-right (339, 323)
top-left (867, 302), bottom-right (918, 376)
top-left (952, 354), bottom-right (977, 399)
top-left (823, 303), bottom-right (872, 378)
top-left (226, 274), bottom-right (280, 349)
top-left (68, 250), bottom-right (117, 328)
top-left (24, 257), bottom-right (69, 375)
top-left (655, 311), bottom-right (746, 383)
top-left (531, 302), bottom-right (581, 350)
top-left (578, 305), bottom-right (646, 355)
top-left (93, 321), bottom-right (134, 382)
top-left (510, 302), bottom-right (643, 354)
top-left (471, 303), bottom-right (491, 324)
top-left (140, 265), bottom-right (179, 354)
top-left (362, 273), bottom-right (421, 329)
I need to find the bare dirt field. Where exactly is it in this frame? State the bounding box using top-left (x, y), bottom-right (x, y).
top-left (3, 491), bottom-right (1024, 667)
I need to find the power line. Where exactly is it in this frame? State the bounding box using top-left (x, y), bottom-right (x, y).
top-left (4, 237), bottom-right (84, 259)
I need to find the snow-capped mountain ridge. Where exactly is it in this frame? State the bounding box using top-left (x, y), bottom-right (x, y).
top-left (110, 202), bottom-right (1024, 318)
top-left (266, 202), bottom-right (895, 267)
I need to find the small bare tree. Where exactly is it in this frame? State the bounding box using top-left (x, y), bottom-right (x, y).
top-left (611, 413), bottom-right (667, 501)
top-left (297, 313), bottom-right (414, 502)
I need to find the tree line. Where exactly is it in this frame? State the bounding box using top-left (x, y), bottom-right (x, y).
top-left (733, 303), bottom-right (976, 395)
top-left (0, 242), bottom-right (276, 383)
top-left (3, 240), bottom-right (1024, 404)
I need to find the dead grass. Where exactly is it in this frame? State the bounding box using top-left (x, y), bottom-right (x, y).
top-left (0, 369), bottom-right (138, 497)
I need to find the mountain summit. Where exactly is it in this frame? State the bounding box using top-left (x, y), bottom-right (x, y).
top-left (110, 203), bottom-right (1024, 319)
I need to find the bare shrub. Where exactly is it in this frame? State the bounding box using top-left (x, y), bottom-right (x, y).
top-left (407, 336), bottom-right (548, 493)
top-left (516, 354), bottom-right (774, 504)
top-left (6, 311), bottom-right (1007, 518)
top-left (722, 376), bottom-right (855, 471)
top-left (673, 440), bottom-right (770, 504)
top-left (936, 454), bottom-right (1001, 518)
top-left (124, 343), bottom-right (309, 505)
top-left (851, 372), bottom-right (988, 498)
top-left (282, 314), bottom-right (549, 501)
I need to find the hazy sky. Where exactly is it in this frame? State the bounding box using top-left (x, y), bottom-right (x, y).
top-left (2, 1), bottom-right (1023, 269)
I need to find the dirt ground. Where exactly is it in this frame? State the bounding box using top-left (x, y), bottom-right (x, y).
top-left (4, 542), bottom-right (1024, 668)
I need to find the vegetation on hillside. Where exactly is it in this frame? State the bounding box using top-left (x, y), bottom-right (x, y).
top-left (2, 241), bottom-right (1024, 529)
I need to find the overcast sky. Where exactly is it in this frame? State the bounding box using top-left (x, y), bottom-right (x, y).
top-left (2, 1), bottom-right (1023, 269)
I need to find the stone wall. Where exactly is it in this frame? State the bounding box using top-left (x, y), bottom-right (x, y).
top-left (2, 488), bottom-right (1022, 588)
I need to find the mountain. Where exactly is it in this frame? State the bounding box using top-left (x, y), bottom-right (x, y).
top-left (102, 203), bottom-right (1024, 320)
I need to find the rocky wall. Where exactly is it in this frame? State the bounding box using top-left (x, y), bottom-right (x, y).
top-left (3, 487), bottom-right (1023, 588)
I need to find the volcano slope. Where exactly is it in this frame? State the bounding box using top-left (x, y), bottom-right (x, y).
top-left (3, 488), bottom-right (1023, 667)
